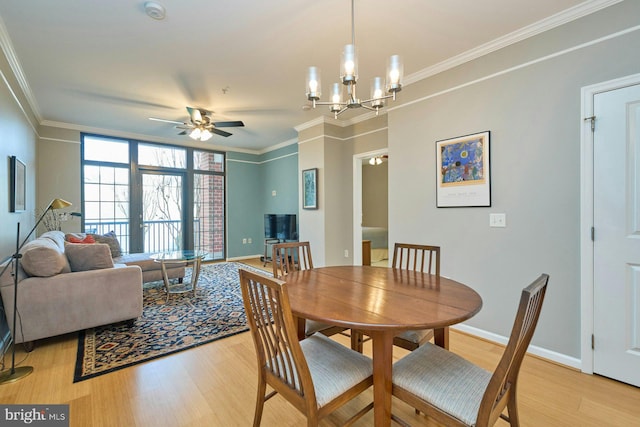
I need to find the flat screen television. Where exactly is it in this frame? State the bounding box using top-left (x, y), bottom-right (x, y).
top-left (264, 214), bottom-right (297, 241)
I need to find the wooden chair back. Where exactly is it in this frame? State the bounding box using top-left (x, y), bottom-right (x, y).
top-left (478, 273), bottom-right (549, 426)
top-left (272, 241), bottom-right (313, 279)
top-left (239, 269), bottom-right (317, 418)
top-left (392, 243), bottom-right (440, 275)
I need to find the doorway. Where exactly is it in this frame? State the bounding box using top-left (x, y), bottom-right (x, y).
top-left (139, 172), bottom-right (184, 253)
top-left (581, 73), bottom-right (640, 386)
top-left (353, 149), bottom-right (388, 265)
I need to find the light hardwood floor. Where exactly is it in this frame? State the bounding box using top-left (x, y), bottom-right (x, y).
top-left (0, 260), bottom-right (638, 426)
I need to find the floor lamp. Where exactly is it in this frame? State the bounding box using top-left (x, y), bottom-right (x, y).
top-left (0, 198), bottom-right (72, 384)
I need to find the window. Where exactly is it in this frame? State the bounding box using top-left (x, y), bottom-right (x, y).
top-left (81, 134), bottom-right (226, 260)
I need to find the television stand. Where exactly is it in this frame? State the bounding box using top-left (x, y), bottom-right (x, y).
top-left (262, 238), bottom-right (281, 266)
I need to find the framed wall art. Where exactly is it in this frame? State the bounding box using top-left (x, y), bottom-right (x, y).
top-left (436, 131), bottom-right (491, 207)
top-left (302, 168), bottom-right (318, 210)
top-left (9, 156), bottom-right (26, 212)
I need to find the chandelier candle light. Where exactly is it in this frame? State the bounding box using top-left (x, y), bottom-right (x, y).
top-left (306, 0), bottom-right (403, 118)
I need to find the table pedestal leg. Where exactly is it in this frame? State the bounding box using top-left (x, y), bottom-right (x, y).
top-left (370, 330), bottom-right (394, 427)
top-left (434, 326), bottom-right (450, 349)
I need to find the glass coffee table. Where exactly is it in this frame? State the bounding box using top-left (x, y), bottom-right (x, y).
top-left (151, 250), bottom-right (208, 300)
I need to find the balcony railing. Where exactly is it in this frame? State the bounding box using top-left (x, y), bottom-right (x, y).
top-left (84, 219), bottom-right (205, 255)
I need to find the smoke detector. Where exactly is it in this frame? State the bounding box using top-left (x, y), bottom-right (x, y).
top-left (144, 1), bottom-right (166, 20)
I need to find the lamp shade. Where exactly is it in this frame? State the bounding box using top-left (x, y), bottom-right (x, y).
top-left (49, 198), bottom-right (72, 210)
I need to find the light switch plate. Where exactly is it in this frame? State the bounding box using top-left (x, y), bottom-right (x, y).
top-left (489, 213), bottom-right (506, 228)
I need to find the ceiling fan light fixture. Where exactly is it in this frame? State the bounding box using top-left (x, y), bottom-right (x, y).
top-left (199, 129), bottom-right (213, 141)
top-left (189, 128), bottom-right (201, 140)
top-left (369, 156), bottom-right (383, 166)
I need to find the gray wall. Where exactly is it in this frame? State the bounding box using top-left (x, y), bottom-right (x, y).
top-left (362, 162), bottom-right (388, 228)
top-left (0, 47), bottom-right (38, 352)
top-left (388, 0), bottom-right (640, 358)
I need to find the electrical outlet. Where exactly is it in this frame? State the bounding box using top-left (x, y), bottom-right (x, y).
top-left (242, 238), bottom-right (247, 244)
top-left (344, 249), bottom-right (349, 258)
top-left (248, 238), bottom-right (252, 244)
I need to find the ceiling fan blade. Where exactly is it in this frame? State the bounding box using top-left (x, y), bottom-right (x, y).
top-left (175, 125), bottom-right (192, 130)
top-left (178, 130), bottom-right (187, 135)
top-left (212, 128), bottom-right (232, 137)
top-left (213, 120), bottom-right (245, 128)
top-left (149, 117), bottom-right (184, 125)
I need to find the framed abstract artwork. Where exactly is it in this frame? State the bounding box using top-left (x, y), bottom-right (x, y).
top-left (436, 131), bottom-right (491, 207)
top-left (302, 168), bottom-right (318, 209)
top-left (9, 156), bottom-right (26, 212)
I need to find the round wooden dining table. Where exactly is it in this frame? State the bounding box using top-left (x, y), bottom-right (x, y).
top-left (284, 265), bottom-right (483, 427)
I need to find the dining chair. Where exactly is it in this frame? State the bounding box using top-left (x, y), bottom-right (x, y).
top-left (272, 241), bottom-right (347, 339)
top-left (239, 268), bottom-right (374, 427)
top-left (391, 243), bottom-right (440, 350)
top-left (391, 273), bottom-right (549, 427)
top-left (352, 243), bottom-right (440, 353)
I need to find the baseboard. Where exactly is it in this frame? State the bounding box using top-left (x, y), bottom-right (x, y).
top-left (226, 255), bottom-right (263, 262)
top-left (453, 324), bottom-right (582, 370)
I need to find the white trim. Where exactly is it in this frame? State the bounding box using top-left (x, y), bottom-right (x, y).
top-left (453, 324), bottom-right (582, 370)
top-left (298, 126), bottom-right (388, 145)
top-left (390, 24), bottom-right (640, 115)
top-left (227, 151), bottom-right (297, 165)
top-left (0, 68), bottom-right (37, 134)
top-left (226, 255), bottom-right (263, 262)
top-left (0, 14), bottom-right (41, 122)
top-left (580, 72), bottom-right (640, 374)
top-left (404, 0), bottom-right (623, 86)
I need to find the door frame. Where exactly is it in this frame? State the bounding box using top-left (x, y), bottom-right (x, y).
top-left (353, 148), bottom-right (388, 265)
top-left (580, 72), bottom-right (640, 374)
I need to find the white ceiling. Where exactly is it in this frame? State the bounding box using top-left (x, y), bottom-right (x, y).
top-left (0, 0), bottom-right (607, 153)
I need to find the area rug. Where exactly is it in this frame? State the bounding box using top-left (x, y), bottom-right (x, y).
top-left (74, 262), bottom-right (263, 382)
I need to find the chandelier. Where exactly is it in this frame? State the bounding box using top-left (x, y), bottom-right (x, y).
top-left (305, 0), bottom-right (403, 118)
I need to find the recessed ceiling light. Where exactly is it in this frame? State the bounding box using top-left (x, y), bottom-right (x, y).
top-left (144, 1), bottom-right (166, 20)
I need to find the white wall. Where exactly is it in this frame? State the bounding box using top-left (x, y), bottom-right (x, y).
top-left (388, 0), bottom-right (640, 358)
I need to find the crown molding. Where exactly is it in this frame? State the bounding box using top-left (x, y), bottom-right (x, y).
top-left (404, 0), bottom-right (623, 86)
top-left (0, 14), bottom-right (42, 122)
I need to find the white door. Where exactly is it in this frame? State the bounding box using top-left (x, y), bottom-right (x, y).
top-left (593, 83), bottom-right (640, 387)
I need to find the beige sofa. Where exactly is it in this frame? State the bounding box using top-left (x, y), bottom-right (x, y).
top-left (65, 232), bottom-right (186, 283)
top-left (0, 231), bottom-right (143, 344)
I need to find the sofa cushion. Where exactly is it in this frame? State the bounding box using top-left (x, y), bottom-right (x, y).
top-left (20, 238), bottom-right (71, 277)
top-left (114, 253), bottom-right (164, 271)
top-left (89, 232), bottom-right (122, 257)
top-left (65, 243), bottom-right (114, 272)
top-left (65, 231), bottom-right (123, 258)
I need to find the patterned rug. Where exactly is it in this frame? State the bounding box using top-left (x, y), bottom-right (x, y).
top-left (74, 262), bottom-right (263, 382)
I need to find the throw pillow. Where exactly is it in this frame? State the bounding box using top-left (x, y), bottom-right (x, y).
top-left (88, 231), bottom-right (122, 258)
top-left (65, 243), bottom-right (114, 272)
top-left (20, 238), bottom-right (71, 277)
top-left (67, 235), bottom-right (96, 244)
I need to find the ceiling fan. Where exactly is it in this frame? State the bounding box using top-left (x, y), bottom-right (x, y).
top-left (149, 107), bottom-right (244, 141)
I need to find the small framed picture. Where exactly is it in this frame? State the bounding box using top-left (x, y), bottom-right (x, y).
top-left (436, 131), bottom-right (491, 207)
top-left (10, 156), bottom-right (26, 212)
top-left (302, 168), bottom-right (318, 210)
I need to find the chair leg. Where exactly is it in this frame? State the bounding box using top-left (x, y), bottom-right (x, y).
top-left (253, 377), bottom-right (267, 427)
top-left (506, 393), bottom-right (520, 426)
top-left (350, 330), bottom-right (364, 353)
